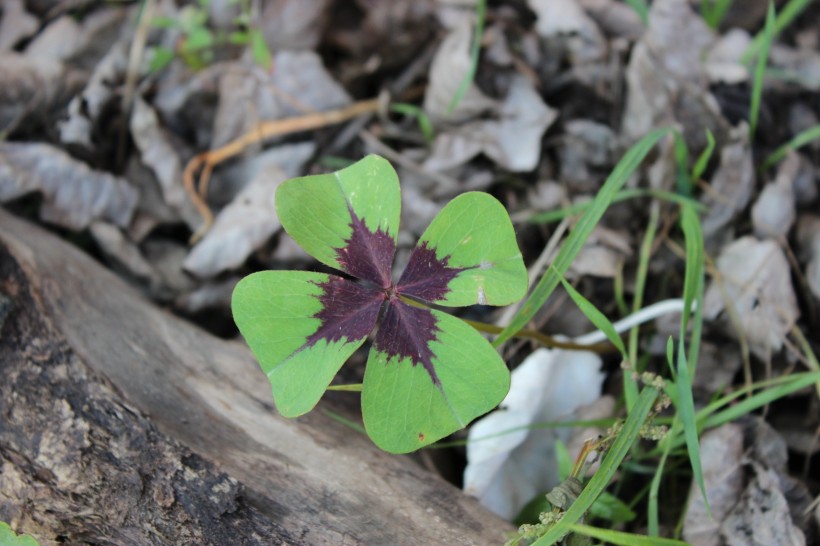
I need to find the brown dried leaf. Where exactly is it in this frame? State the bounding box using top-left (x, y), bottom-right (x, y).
top-left (0, 142), bottom-right (138, 230)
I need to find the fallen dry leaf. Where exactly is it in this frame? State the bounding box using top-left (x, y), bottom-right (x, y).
top-left (701, 126), bottom-right (754, 240)
top-left (528, 0), bottom-right (607, 63)
top-left (796, 214), bottom-right (820, 301)
top-left (184, 164), bottom-right (288, 278)
top-left (463, 347), bottom-right (605, 519)
top-left (0, 142), bottom-right (138, 230)
top-left (0, 52), bottom-right (80, 134)
top-left (130, 97), bottom-right (201, 230)
top-left (751, 152), bottom-right (797, 239)
top-left (683, 423), bottom-right (744, 546)
top-left (703, 236), bottom-right (799, 359)
top-left (424, 74), bottom-right (556, 172)
top-left (423, 21), bottom-right (497, 125)
top-left (0, 0), bottom-right (38, 51)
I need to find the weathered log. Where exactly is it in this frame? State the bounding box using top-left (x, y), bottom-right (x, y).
top-left (0, 208), bottom-right (513, 545)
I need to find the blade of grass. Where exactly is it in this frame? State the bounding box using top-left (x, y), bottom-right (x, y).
top-left (448, 0), bottom-right (487, 113)
top-left (691, 129), bottom-right (716, 183)
top-left (647, 417), bottom-right (677, 536)
top-left (568, 523), bottom-right (688, 546)
top-left (627, 200), bottom-right (660, 410)
top-left (555, 266), bottom-right (628, 360)
top-left (762, 124), bottom-right (820, 170)
top-left (742, 0), bottom-right (812, 63)
top-left (701, 0), bottom-right (735, 29)
top-left (748, 1), bottom-right (776, 139)
top-left (527, 188), bottom-right (703, 224)
top-left (390, 103), bottom-right (435, 144)
top-left (496, 128), bottom-right (671, 346)
top-left (675, 203), bottom-right (709, 514)
top-left (532, 387), bottom-right (658, 545)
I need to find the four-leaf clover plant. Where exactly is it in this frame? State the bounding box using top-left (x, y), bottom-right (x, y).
top-left (231, 155), bottom-right (527, 453)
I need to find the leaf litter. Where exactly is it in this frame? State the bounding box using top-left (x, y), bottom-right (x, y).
top-left (2, 0), bottom-right (820, 540)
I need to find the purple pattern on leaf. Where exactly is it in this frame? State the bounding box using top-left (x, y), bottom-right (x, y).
top-left (306, 276), bottom-right (385, 346)
top-left (336, 207), bottom-right (396, 288)
top-left (374, 299), bottom-right (441, 385)
top-left (397, 242), bottom-right (465, 303)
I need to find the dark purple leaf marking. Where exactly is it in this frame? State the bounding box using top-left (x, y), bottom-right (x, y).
top-left (306, 276), bottom-right (384, 346)
top-left (396, 241), bottom-right (465, 303)
top-left (374, 299), bottom-right (441, 385)
top-left (336, 206), bottom-right (396, 288)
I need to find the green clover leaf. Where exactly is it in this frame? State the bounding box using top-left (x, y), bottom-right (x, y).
top-left (232, 155), bottom-right (527, 453)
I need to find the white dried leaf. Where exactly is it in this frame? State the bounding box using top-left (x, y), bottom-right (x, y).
top-left (89, 221), bottom-right (158, 284)
top-left (751, 153), bottom-right (797, 239)
top-left (701, 127), bottom-right (754, 239)
top-left (621, 0), bottom-right (716, 141)
top-left (722, 464), bottom-right (806, 546)
top-left (577, 0), bottom-right (644, 40)
top-left (423, 21), bottom-right (497, 125)
top-left (211, 52), bottom-right (350, 148)
top-left (0, 0), bottom-right (38, 51)
top-left (130, 97), bottom-right (201, 230)
top-left (704, 29), bottom-right (751, 84)
top-left (0, 142), bottom-right (137, 230)
top-left (796, 214), bottom-right (820, 301)
top-left (463, 348), bottom-right (605, 519)
top-left (425, 74), bottom-right (556, 172)
top-left (528, 0), bottom-right (607, 63)
top-left (184, 165), bottom-right (287, 278)
top-left (703, 237), bottom-right (799, 359)
top-left (0, 52), bottom-right (74, 134)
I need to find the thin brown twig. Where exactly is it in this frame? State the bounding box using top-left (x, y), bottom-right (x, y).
top-left (183, 97), bottom-right (382, 241)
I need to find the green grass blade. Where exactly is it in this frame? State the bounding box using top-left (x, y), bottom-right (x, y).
top-left (390, 103), bottom-right (435, 144)
top-left (568, 523), bottom-right (688, 546)
top-left (748, 2), bottom-right (776, 139)
top-left (448, 0), bottom-right (487, 113)
top-left (496, 128), bottom-right (671, 346)
top-left (762, 124), bottom-right (820, 170)
top-left (648, 419), bottom-right (676, 536)
top-left (555, 266), bottom-right (628, 360)
top-left (675, 203), bottom-right (709, 514)
top-left (527, 188), bottom-right (703, 224)
top-left (532, 387), bottom-right (658, 545)
top-left (691, 129), bottom-right (716, 182)
top-left (701, 0), bottom-right (736, 29)
top-left (742, 0), bottom-right (812, 63)
top-left (701, 371), bottom-right (820, 430)
top-left (626, 201), bottom-right (660, 410)
top-left (624, 0), bottom-right (649, 25)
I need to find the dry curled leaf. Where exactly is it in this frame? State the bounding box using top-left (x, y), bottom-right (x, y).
top-left (751, 152), bottom-right (797, 239)
top-left (184, 165), bottom-right (287, 278)
top-left (424, 74), bottom-right (556, 172)
top-left (463, 348), bottom-right (605, 519)
top-left (0, 142), bottom-right (138, 230)
top-left (701, 126), bottom-right (754, 240)
top-left (703, 236), bottom-right (799, 359)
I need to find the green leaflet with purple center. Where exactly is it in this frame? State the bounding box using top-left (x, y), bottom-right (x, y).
top-left (231, 155), bottom-right (527, 453)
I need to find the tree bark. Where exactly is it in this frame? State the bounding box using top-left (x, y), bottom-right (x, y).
top-left (0, 209), bottom-right (512, 545)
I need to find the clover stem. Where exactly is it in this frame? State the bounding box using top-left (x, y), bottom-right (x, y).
top-left (395, 294), bottom-right (615, 353)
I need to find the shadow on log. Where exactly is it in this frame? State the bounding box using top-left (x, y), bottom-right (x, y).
top-left (0, 209), bottom-right (513, 545)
